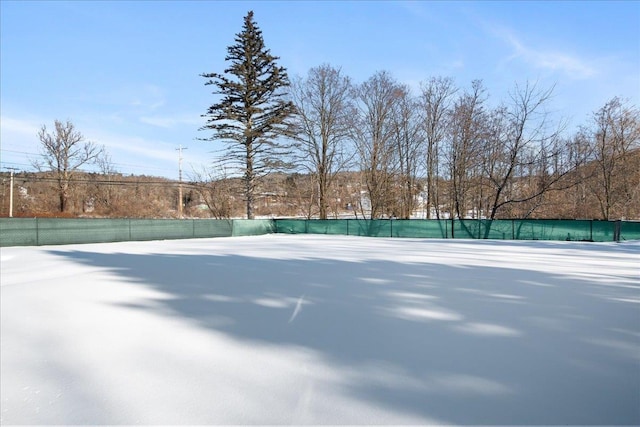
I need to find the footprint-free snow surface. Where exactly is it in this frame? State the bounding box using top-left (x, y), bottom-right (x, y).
top-left (1, 235), bottom-right (639, 424)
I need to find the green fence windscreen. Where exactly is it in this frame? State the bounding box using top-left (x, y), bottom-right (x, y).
top-left (275, 219), bottom-right (310, 234)
top-left (449, 219), bottom-right (612, 241)
top-left (620, 221), bottom-right (640, 241)
top-left (0, 218), bottom-right (235, 247)
top-left (276, 219), bottom-right (450, 238)
top-left (1, 218), bottom-right (637, 247)
top-left (275, 219), bottom-right (629, 242)
top-left (36, 218), bottom-right (131, 245)
top-left (391, 220), bottom-right (450, 238)
top-left (0, 218), bottom-right (38, 246)
top-left (231, 219), bottom-right (276, 236)
top-left (129, 219), bottom-right (194, 241)
top-left (512, 220), bottom-right (591, 241)
top-left (194, 219), bottom-right (233, 238)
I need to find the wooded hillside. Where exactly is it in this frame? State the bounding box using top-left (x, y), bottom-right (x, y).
top-left (2, 149), bottom-right (638, 220)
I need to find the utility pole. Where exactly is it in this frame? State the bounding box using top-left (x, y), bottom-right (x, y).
top-left (7, 168), bottom-right (17, 218)
top-left (176, 146), bottom-right (187, 218)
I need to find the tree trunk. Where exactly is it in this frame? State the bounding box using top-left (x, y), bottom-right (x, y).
top-left (245, 140), bottom-right (255, 219)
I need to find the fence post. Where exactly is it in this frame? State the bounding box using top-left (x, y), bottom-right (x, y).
top-left (614, 220), bottom-right (621, 242)
top-left (36, 217), bottom-right (39, 246)
top-left (512, 220), bottom-right (515, 240)
top-left (590, 220), bottom-right (593, 241)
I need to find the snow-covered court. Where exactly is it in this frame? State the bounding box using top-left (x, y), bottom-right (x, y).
top-left (1, 235), bottom-right (639, 424)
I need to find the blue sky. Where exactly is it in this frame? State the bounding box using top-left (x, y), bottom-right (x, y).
top-left (1, 0), bottom-right (638, 179)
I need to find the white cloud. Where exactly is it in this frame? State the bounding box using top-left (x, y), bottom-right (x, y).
top-left (0, 116), bottom-right (42, 137)
top-left (127, 84), bottom-right (166, 111)
top-left (85, 127), bottom-right (213, 177)
top-left (0, 115), bottom-right (168, 161)
top-left (0, 112), bottom-right (211, 177)
top-left (490, 25), bottom-right (597, 79)
top-left (139, 114), bottom-right (202, 129)
top-left (72, 84), bottom-right (167, 113)
top-left (98, 134), bottom-right (175, 162)
top-left (0, 116), bottom-right (45, 169)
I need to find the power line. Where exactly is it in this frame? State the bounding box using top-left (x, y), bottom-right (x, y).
top-left (0, 149), bottom-right (39, 156)
top-left (0, 148), bottom-right (179, 174)
top-left (0, 161), bottom-right (33, 168)
top-left (2, 174), bottom-right (180, 186)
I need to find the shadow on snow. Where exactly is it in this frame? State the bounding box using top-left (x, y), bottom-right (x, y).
top-left (48, 244), bottom-right (640, 425)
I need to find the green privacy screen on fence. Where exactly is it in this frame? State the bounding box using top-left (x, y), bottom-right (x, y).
top-left (452, 219), bottom-right (610, 241)
top-left (0, 218), bottom-right (234, 247)
top-left (275, 219), bottom-right (639, 242)
top-left (621, 221), bottom-right (640, 241)
top-left (231, 219), bottom-right (277, 236)
top-left (274, 219), bottom-right (451, 238)
top-left (1, 218), bottom-right (638, 247)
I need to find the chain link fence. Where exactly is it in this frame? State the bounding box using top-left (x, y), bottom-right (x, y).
top-left (1, 218), bottom-right (233, 246)
top-left (1, 218), bottom-right (638, 247)
top-left (274, 219), bottom-right (640, 242)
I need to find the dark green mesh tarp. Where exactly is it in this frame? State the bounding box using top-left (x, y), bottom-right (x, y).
top-left (391, 220), bottom-right (450, 238)
top-left (274, 219), bottom-right (308, 234)
top-left (515, 220), bottom-right (587, 241)
top-left (275, 219), bottom-right (349, 235)
top-left (590, 221), bottom-right (615, 242)
top-left (1, 218), bottom-right (637, 247)
top-left (480, 220), bottom-right (517, 240)
top-left (129, 219), bottom-right (194, 241)
top-left (231, 219), bottom-right (275, 236)
top-left (283, 219), bottom-right (635, 242)
top-left (450, 219), bottom-right (615, 241)
top-left (307, 220), bottom-right (349, 235)
top-left (620, 221), bottom-right (640, 241)
top-left (0, 218), bottom-right (234, 246)
top-left (0, 218), bottom-right (132, 246)
top-left (273, 219), bottom-right (634, 242)
top-left (0, 218), bottom-right (38, 246)
top-left (277, 219), bottom-right (448, 238)
top-left (35, 218), bottom-right (131, 245)
top-left (276, 219), bottom-right (393, 237)
top-left (194, 219), bottom-right (233, 238)
top-left (350, 220), bottom-right (392, 237)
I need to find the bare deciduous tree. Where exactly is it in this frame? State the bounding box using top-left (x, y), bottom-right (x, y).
top-left (290, 64), bottom-right (354, 219)
top-left (481, 82), bottom-right (572, 222)
top-left (390, 84), bottom-right (422, 218)
top-left (352, 71), bottom-right (400, 218)
top-left (420, 76), bottom-right (457, 218)
top-left (35, 120), bottom-right (105, 213)
top-left (588, 97), bottom-right (640, 220)
top-left (561, 131), bottom-right (595, 217)
top-left (189, 167), bottom-right (235, 219)
top-left (445, 80), bottom-right (487, 219)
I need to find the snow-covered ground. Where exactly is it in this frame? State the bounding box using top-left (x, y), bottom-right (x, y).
top-left (1, 235), bottom-right (639, 425)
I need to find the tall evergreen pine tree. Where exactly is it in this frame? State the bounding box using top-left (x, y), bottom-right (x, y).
top-left (200, 11), bottom-right (294, 219)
